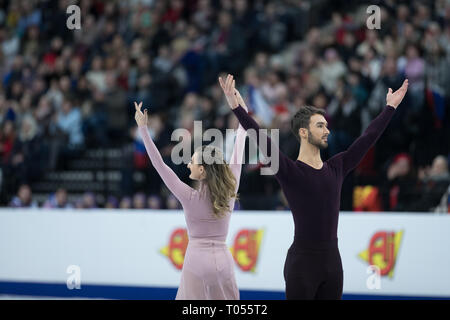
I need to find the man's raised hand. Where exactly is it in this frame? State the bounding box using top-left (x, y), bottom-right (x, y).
top-left (386, 79), bottom-right (409, 109)
top-left (219, 74), bottom-right (239, 109)
top-left (234, 88), bottom-right (248, 112)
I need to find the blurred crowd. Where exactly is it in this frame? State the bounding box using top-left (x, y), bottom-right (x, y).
top-left (0, 0), bottom-right (449, 212)
top-left (9, 183), bottom-right (183, 210)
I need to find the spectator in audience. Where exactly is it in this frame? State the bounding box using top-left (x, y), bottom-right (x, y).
top-left (166, 193), bottom-right (182, 210)
top-left (433, 184), bottom-right (450, 213)
top-left (119, 196), bottom-right (132, 209)
top-left (405, 155), bottom-right (450, 212)
top-left (147, 194), bottom-right (163, 210)
top-left (0, 120), bottom-right (15, 163)
top-left (9, 184), bottom-right (38, 208)
top-left (80, 192), bottom-right (97, 209)
top-left (43, 188), bottom-right (73, 209)
top-left (5, 114), bottom-right (47, 191)
top-left (74, 199), bottom-right (84, 209)
top-left (133, 192), bottom-right (147, 209)
top-left (81, 89), bottom-right (108, 148)
top-left (379, 153), bottom-right (418, 211)
top-left (49, 97), bottom-right (84, 169)
top-left (318, 48), bottom-right (347, 95)
top-left (326, 79), bottom-right (361, 157)
top-left (105, 196), bottom-right (119, 209)
top-left (401, 43), bottom-right (425, 112)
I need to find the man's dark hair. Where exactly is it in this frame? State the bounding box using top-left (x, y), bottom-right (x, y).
top-left (291, 105), bottom-right (326, 142)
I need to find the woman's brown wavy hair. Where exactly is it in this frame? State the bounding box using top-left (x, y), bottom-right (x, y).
top-left (195, 145), bottom-right (238, 218)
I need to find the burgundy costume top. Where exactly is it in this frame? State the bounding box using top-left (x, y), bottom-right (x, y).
top-left (232, 105), bottom-right (396, 243)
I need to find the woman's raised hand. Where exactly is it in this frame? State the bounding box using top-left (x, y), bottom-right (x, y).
top-left (134, 101), bottom-right (148, 127)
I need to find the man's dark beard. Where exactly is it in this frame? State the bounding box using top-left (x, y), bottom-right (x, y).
top-left (307, 129), bottom-right (328, 149)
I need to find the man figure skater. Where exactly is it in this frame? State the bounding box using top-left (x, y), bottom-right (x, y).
top-left (229, 77), bottom-right (408, 299)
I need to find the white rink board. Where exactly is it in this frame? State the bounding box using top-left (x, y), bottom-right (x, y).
top-left (0, 209), bottom-right (449, 297)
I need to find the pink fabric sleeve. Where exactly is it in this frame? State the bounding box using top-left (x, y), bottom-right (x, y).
top-left (228, 124), bottom-right (247, 192)
top-left (138, 126), bottom-right (193, 203)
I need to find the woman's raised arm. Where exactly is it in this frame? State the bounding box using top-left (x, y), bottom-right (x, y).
top-left (135, 102), bottom-right (193, 204)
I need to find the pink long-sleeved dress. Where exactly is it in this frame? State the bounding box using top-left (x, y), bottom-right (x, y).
top-left (138, 123), bottom-right (246, 300)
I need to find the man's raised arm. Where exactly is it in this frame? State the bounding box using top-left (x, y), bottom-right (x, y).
top-left (219, 74), bottom-right (292, 178)
top-left (337, 79), bottom-right (409, 176)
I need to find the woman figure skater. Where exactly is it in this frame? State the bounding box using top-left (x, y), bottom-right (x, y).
top-left (134, 74), bottom-right (247, 300)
